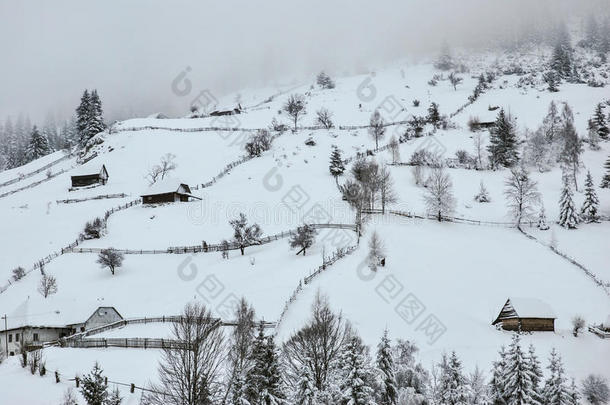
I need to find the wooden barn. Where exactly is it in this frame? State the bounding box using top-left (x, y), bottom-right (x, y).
top-left (471, 121), bottom-right (496, 130)
top-left (71, 164), bottom-right (109, 187)
top-left (140, 178), bottom-right (201, 204)
top-left (492, 297), bottom-right (556, 332)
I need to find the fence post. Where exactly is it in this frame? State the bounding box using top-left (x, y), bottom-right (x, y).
top-left (131, 383), bottom-right (135, 393)
top-left (75, 377), bottom-right (80, 388)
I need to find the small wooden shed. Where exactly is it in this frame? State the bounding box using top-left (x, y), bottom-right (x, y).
top-left (492, 297), bottom-right (556, 332)
top-left (140, 178), bottom-right (201, 204)
top-left (71, 164), bottom-right (109, 187)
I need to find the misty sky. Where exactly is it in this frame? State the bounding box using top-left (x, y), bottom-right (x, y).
top-left (0, 0), bottom-right (604, 124)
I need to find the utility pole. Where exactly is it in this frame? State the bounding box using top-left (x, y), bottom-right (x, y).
top-left (2, 314), bottom-right (7, 355)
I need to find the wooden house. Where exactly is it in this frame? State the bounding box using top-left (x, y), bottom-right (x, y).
top-left (471, 121), bottom-right (496, 130)
top-left (71, 164), bottom-right (109, 187)
top-left (492, 297), bottom-right (556, 332)
top-left (67, 306), bottom-right (123, 334)
top-left (140, 178), bottom-right (201, 204)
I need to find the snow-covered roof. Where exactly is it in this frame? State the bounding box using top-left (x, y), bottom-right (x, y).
top-left (71, 163), bottom-right (107, 177)
top-left (140, 177), bottom-right (192, 196)
top-left (494, 297), bottom-right (556, 323)
top-left (6, 297), bottom-right (104, 331)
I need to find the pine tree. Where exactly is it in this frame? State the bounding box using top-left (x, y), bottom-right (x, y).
top-left (593, 103), bottom-right (609, 140)
top-left (601, 155), bottom-right (610, 188)
top-left (427, 102), bottom-right (441, 128)
top-left (566, 378), bottom-right (580, 405)
top-left (550, 22), bottom-right (573, 79)
top-left (526, 344), bottom-right (544, 405)
top-left (245, 322), bottom-right (286, 405)
top-left (581, 171), bottom-right (600, 223)
top-left (537, 205), bottom-right (550, 230)
top-left (558, 104), bottom-right (582, 190)
top-left (504, 334), bottom-right (540, 405)
top-left (558, 174), bottom-right (579, 229)
top-left (88, 90), bottom-right (106, 137)
top-left (439, 351), bottom-right (469, 405)
top-left (25, 126), bottom-right (51, 162)
top-left (76, 89), bottom-right (91, 144)
top-left (80, 362), bottom-right (108, 405)
top-left (245, 322), bottom-right (268, 404)
top-left (489, 346), bottom-right (508, 405)
top-left (488, 108), bottom-right (519, 168)
top-left (340, 336), bottom-right (375, 405)
top-left (542, 349), bottom-right (569, 405)
top-left (294, 364), bottom-right (316, 405)
top-left (587, 119), bottom-right (601, 150)
top-left (376, 329), bottom-right (397, 405)
top-left (329, 146), bottom-right (346, 181)
top-left (106, 386), bottom-right (122, 405)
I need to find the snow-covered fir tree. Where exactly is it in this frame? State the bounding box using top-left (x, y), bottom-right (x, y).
top-left (581, 171), bottom-right (600, 223)
top-left (294, 362), bottom-right (317, 405)
top-left (587, 119), bottom-right (601, 151)
top-left (474, 181), bottom-right (491, 203)
top-left (340, 335), bottom-right (376, 405)
top-left (25, 126), bottom-right (50, 162)
top-left (558, 174), bottom-right (579, 229)
top-left (558, 104), bottom-right (583, 190)
top-left (542, 348), bottom-right (569, 405)
top-left (488, 108), bottom-right (519, 168)
top-left (537, 204), bottom-right (550, 230)
top-left (503, 334), bottom-right (540, 405)
top-left (526, 344), bottom-right (544, 405)
top-left (76, 89), bottom-right (106, 147)
top-left (88, 90), bottom-right (106, 138)
top-left (550, 22), bottom-right (574, 80)
top-left (592, 103), bottom-right (609, 141)
top-left (467, 366), bottom-right (490, 405)
top-left (489, 346), bottom-right (508, 405)
top-left (376, 329), bottom-right (397, 405)
top-left (76, 89), bottom-right (91, 144)
top-left (438, 352), bottom-right (469, 405)
top-left (245, 323), bottom-right (286, 405)
top-left (80, 362), bottom-right (108, 405)
top-left (566, 378), bottom-right (580, 405)
top-left (329, 145), bottom-right (346, 181)
top-left (601, 154), bottom-right (610, 188)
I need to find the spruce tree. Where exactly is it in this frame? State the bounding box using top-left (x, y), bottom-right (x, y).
top-left (558, 174), bottom-right (579, 229)
top-left (526, 344), bottom-right (544, 404)
top-left (245, 322), bottom-right (268, 404)
top-left (76, 89), bottom-right (91, 144)
top-left (80, 362), bottom-right (108, 405)
top-left (558, 104), bottom-right (582, 190)
top-left (262, 335), bottom-right (286, 404)
top-left (600, 155), bottom-right (610, 188)
top-left (329, 146), bottom-right (346, 181)
top-left (439, 351), bottom-right (469, 405)
top-left (245, 322), bottom-right (285, 405)
top-left (537, 205), bottom-right (550, 230)
top-left (340, 336), bottom-right (376, 405)
top-left (294, 362), bottom-right (316, 405)
top-left (542, 349), bottom-right (569, 405)
top-left (504, 334), bottom-right (540, 405)
top-left (566, 378), bottom-right (580, 405)
top-left (376, 329), bottom-right (397, 405)
top-left (488, 108), bottom-right (519, 168)
top-left (581, 171), bottom-right (600, 223)
top-left (427, 102), bottom-right (441, 128)
top-left (88, 90), bottom-right (106, 137)
top-left (489, 346), bottom-right (508, 405)
top-left (593, 103), bottom-right (609, 140)
top-left (550, 22), bottom-right (573, 79)
top-left (25, 126), bottom-right (50, 162)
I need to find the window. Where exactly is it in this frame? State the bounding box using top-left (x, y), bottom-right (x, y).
top-left (15, 333), bottom-right (19, 341)
top-left (8, 334), bottom-right (12, 343)
top-left (33, 333), bottom-right (39, 342)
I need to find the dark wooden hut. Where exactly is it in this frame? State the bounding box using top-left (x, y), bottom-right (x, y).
top-left (140, 178), bottom-right (201, 204)
top-left (70, 164), bottom-right (109, 187)
top-left (492, 297), bottom-right (556, 332)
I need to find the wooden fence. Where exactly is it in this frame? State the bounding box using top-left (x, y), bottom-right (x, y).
top-left (56, 193), bottom-right (129, 204)
top-left (61, 337), bottom-right (191, 350)
top-left (67, 223), bottom-right (358, 256)
top-left (0, 152), bottom-right (73, 189)
top-left (0, 167), bottom-right (71, 199)
top-left (0, 199), bottom-right (141, 295)
top-left (589, 326), bottom-right (610, 339)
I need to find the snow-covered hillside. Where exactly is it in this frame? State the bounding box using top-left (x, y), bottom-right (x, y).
top-left (1, 51), bottom-right (610, 404)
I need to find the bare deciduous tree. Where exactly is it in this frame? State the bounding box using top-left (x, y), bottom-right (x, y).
top-left (504, 167), bottom-right (540, 227)
top-left (147, 153), bottom-right (177, 185)
top-left (145, 303), bottom-right (225, 405)
top-left (448, 72), bottom-right (463, 90)
top-left (367, 231), bottom-right (386, 271)
top-left (379, 166), bottom-right (397, 213)
top-left (424, 168), bottom-right (456, 221)
top-left (283, 293), bottom-right (351, 393)
top-left (389, 136), bottom-right (400, 163)
top-left (572, 315), bottom-right (585, 337)
top-left (473, 133), bottom-right (485, 169)
top-left (283, 94), bottom-right (307, 131)
top-left (96, 248), bottom-right (124, 275)
top-left (369, 110), bottom-right (386, 151)
top-left (38, 274), bottom-right (58, 298)
top-left (316, 108), bottom-right (334, 129)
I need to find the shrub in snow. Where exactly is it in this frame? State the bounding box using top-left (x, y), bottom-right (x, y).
top-left (427, 103), bottom-right (441, 128)
top-left (39, 360), bottom-right (46, 377)
top-left (304, 136), bottom-right (316, 146)
top-left (410, 149), bottom-right (441, 167)
top-left (269, 117), bottom-right (289, 133)
top-left (474, 181), bottom-right (491, 203)
top-left (467, 116), bottom-right (481, 132)
top-left (60, 388), bottom-right (78, 405)
top-left (448, 72), bottom-right (463, 90)
top-left (245, 129), bottom-right (272, 157)
top-left (316, 71), bottom-right (335, 89)
top-left (581, 171), bottom-right (600, 223)
top-left (367, 231), bottom-right (386, 271)
top-left (412, 99), bottom-right (420, 107)
top-left (107, 386), bottom-right (122, 405)
top-left (96, 248), bottom-right (124, 275)
top-left (572, 315), bottom-right (586, 337)
top-left (537, 206), bottom-right (550, 231)
top-left (12, 266), bottom-right (25, 281)
top-left (82, 217), bottom-right (106, 240)
top-left (80, 362), bottom-right (108, 405)
top-left (582, 375), bottom-right (610, 405)
top-left (38, 274), bottom-right (58, 298)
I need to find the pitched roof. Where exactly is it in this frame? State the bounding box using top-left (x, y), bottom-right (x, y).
top-left (492, 297), bottom-right (556, 324)
top-left (140, 177), bottom-right (192, 196)
top-left (71, 163), bottom-right (107, 177)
